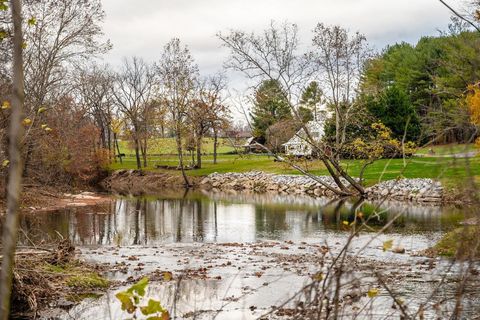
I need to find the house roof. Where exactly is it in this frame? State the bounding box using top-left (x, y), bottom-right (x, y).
top-left (243, 136), bottom-right (256, 147)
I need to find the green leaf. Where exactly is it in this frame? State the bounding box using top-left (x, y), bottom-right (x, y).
top-left (115, 291), bottom-right (136, 314)
top-left (127, 277), bottom-right (149, 297)
top-left (140, 299), bottom-right (166, 316)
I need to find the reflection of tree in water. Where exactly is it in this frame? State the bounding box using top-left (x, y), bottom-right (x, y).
top-left (12, 193), bottom-right (466, 247)
top-left (255, 205), bottom-right (288, 237)
top-left (15, 211), bottom-right (70, 244)
top-left (320, 198), bottom-right (364, 229)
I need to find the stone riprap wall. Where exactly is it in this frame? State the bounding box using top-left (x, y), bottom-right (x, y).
top-left (364, 178), bottom-right (442, 202)
top-left (200, 171), bottom-right (443, 202)
top-left (201, 171), bottom-right (354, 197)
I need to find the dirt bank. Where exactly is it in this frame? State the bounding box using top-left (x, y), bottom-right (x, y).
top-left (100, 169), bottom-right (203, 195)
top-left (0, 184), bottom-right (113, 215)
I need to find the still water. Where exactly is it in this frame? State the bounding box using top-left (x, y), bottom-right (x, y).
top-left (17, 190), bottom-right (466, 247)
top-left (14, 190), bottom-right (477, 319)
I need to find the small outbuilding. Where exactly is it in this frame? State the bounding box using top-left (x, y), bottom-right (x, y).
top-left (243, 137), bottom-right (264, 153)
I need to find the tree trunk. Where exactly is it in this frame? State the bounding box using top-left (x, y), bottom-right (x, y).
top-left (213, 129), bottom-right (218, 165)
top-left (107, 128), bottom-right (112, 162)
top-left (196, 133), bottom-right (202, 169)
top-left (114, 133), bottom-right (122, 164)
top-left (134, 137), bottom-right (141, 169)
top-left (0, 1), bottom-right (25, 319)
top-left (140, 137), bottom-right (147, 168)
top-left (335, 106), bottom-right (340, 159)
top-left (175, 124), bottom-right (190, 187)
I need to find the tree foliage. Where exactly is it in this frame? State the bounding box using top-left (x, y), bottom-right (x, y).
top-left (251, 79), bottom-right (292, 142)
top-left (364, 85), bottom-right (421, 141)
top-left (359, 26), bottom-right (480, 143)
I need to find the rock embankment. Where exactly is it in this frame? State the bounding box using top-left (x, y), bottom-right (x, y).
top-left (201, 171), bottom-right (355, 197)
top-left (365, 178), bottom-right (443, 202)
top-left (201, 171), bottom-right (443, 202)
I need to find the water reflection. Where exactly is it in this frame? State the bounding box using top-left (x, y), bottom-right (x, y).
top-left (13, 191), bottom-right (467, 247)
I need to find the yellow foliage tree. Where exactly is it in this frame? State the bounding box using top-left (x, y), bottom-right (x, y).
top-left (465, 83), bottom-right (480, 147)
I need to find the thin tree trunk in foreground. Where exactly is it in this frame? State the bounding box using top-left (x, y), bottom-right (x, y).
top-left (114, 133), bottom-right (122, 164)
top-left (213, 129), bottom-right (218, 164)
top-left (175, 126), bottom-right (190, 187)
top-left (0, 1), bottom-right (25, 319)
top-left (196, 134), bottom-right (202, 169)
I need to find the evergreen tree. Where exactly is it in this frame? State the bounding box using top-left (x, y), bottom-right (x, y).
top-left (299, 81), bottom-right (323, 122)
top-left (366, 86), bottom-right (421, 141)
top-left (251, 79), bottom-right (291, 142)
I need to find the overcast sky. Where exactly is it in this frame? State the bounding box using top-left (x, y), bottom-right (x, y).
top-left (100, 0), bottom-right (457, 120)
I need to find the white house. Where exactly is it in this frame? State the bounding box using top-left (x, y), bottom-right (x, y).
top-left (282, 120), bottom-right (325, 156)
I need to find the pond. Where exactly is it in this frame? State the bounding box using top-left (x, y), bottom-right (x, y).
top-left (15, 190), bottom-right (479, 319)
top-left (17, 190), bottom-right (465, 247)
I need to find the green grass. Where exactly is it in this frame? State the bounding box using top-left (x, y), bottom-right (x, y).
top-left (434, 226), bottom-right (480, 258)
top-left (118, 137), bottom-right (236, 155)
top-left (42, 262), bottom-right (110, 290)
top-left (109, 152), bottom-right (480, 186)
top-left (415, 143), bottom-right (475, 155)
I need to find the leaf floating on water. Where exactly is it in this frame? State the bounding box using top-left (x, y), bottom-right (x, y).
top-left (312, 272), bottom-right (323, 281)
top-left (367, 288), bottom-right (378, 298)
top-left (163, 271), bottom-right (173, 281)
top-left (28, 17), bottom-right (36, 26)
top-left (383, 239), bottom-right (393, 251)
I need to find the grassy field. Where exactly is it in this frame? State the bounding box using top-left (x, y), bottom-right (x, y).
top-left (415, 143), bottom-right (475, 155)
top-left (118, 137), bottom-right (237, 155)
top-left (109, 151), bottom-right (480, 187)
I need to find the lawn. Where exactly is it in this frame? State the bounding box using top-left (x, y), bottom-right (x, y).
top-left (117, 137), bottom-right (237, 155)
top-left (108, 152), bottom-right (480, 187)
top-left (415, 143), bottom-right (475, 155)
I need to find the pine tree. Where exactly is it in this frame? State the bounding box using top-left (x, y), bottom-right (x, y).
top-left (251, 79), bottom-right (291, 142)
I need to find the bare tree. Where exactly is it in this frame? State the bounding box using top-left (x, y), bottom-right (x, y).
top-left (0, 0), bottom-right (25, 318)
top-left (218, 21), bottom-right (365, 196)
top-left (17, 0), bottom-right (110, 173)
top-left (113, 57), bottom-right (156, 169)
top-left (156, 38), bottom-right (198, 186)
top-left (189, 73), bottom-right (230, 168)
top-left (312, 23), bottom-right (370, 154)
top-left (75, 63), bottom-right (115, 157)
